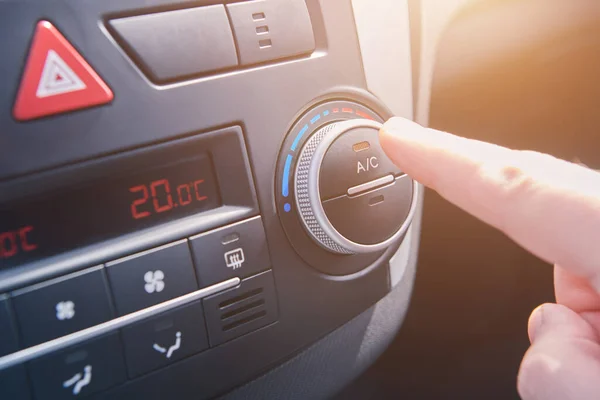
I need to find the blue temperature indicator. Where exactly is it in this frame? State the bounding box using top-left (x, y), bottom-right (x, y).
top-left (291, 124), bottom-right (309, 151)
top-left (282, 154), bottom-right (293, 197)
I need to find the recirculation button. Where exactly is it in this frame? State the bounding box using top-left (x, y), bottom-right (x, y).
top-left (322, 175), bottom-right (413, 245)
top-left (347, 174), bottom-right (395, 197)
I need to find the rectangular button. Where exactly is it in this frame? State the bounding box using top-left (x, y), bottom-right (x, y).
top-left (0, 365), bottom-right (31, 400)
top-left (0, 295), bottom-right (19, 356)
top-left (189, 217), bottom-right (271, 287)
top-left (28, 333), bottom-right (126, 400)
top-left (203, 270), bottom-right (278, 346)
top-left (106, 240), bottom-right (198, 316)
top-left (109, 5), bottom-right (239, 82)
top-left (226, 0), bottom-right (315, 65)
top-left (121, 301), bottom-right (209, 378)
top-left (12, 266), bottom-right (113, 347)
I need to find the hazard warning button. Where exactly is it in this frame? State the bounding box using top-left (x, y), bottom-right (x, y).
top-left (13, 21), bottom-right (113, 121)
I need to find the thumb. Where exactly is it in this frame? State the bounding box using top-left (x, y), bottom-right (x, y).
top-left (518, 303), bottom-right (600, 400)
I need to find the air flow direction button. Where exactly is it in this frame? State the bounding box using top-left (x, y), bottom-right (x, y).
top-left (28, 333), bottom-right (126, 400)
top-left (121, 301), bottom-right (209, 378)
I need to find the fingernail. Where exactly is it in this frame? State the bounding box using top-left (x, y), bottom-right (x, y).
top-left (528, 305), bottom-right (545, 343)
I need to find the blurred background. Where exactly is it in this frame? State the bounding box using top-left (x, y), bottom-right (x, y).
top-left (338, 0), bottom-right (600, 398)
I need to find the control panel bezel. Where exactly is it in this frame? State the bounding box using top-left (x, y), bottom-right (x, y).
top-left (275, 94), bottom-right (408, 275)
top-left (0, 0), bottom-right (417, 397)
top-left (294, 119), bottom-right (418, 254)
top-left (0, 126), bottom-right (258, 292)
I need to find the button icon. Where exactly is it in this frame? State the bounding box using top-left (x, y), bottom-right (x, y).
top-left (36, 50), bottom-right (86, 98)
top-left (55, 301), bottom-right (75, 321)
top-left (251, 12), bottom-right (273, 50)
top-left (224, 248), bottom-right (245, 270)
top-left (28, 333), bottom-right (126, 400)
top-left (152, 331), bottom-right (182, 359)
top-left (62, 365), bottom-right (92, 395)
top-left (13, 21), bottom-right (113, 121)
top-left (121, 302), bottom-right (208, 377)
top-left (144, 270), bottom-right (165, 294)
top-left (356, 156), bottom-right (379, 174)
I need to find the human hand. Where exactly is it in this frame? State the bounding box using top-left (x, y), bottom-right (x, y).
top-left (379, 117), bottom-right (600, 400)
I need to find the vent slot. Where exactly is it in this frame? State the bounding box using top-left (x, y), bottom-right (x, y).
top-left (203, 271), bottom-right (278, 346)
top-left (221, 299), bottom-right (265, 320)
top-left (223, 311), bottom-right (267, 332)
top-left (218, 288), bottom-right (262, 309)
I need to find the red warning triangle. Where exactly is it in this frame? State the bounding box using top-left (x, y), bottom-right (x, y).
top-left (13, 21), bottom-right (113, 121)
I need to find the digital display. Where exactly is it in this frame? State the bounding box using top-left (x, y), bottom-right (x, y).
top-left (0, 155), bottom-right (221, 268)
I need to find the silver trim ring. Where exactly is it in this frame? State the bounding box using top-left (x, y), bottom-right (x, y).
top-left (294, 119), bottom-right (420, 254)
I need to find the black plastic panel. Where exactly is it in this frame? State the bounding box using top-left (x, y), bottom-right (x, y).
top-left (0, 296), bottom-right (19, 358)
top-left (203, 270), bottom-right (278, 346)
top-left (108, 6), bottom-right (238, 82)
top-left (29, 333), bottom-right (127, 400)
top-left (323, 176), bottom-right (413, 245)
top-left (0, 365), bottom-right (30, 400)
top-left (121, 300), bottom-right (210, 378)
top-left (226, 0), bottom-right (316, 66)
top-left (0, 126), bottom-right (257, 291)
top-left (189, 216), bottom-right (271, 287)
top-left (106, 241), bottom-right (198, 315)
top-left (0, 0), bottom-right (402, 398)
top-left (12, 266), bottom-right (114, 347)
top-left (0, 155), bottom-right (221, 268)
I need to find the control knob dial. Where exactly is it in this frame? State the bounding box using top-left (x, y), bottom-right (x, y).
top-left (294, 119), bottom-right (418, 254)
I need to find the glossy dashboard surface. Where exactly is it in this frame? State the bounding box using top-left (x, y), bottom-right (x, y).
top-left (0, 1), bottom-right (421, 399)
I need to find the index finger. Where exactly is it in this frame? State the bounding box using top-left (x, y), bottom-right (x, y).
top-left (380, 117), bottom-right (600, 290)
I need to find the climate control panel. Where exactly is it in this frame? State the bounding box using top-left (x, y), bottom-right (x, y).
top-left (276, 100), bottom-right (418, 274)
top-left (0, 0), bottom-right (420, 395)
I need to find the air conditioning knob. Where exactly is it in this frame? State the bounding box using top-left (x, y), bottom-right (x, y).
top-left (294, 119), bottom-right (418, 254)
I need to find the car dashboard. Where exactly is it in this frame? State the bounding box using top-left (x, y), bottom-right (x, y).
top-left (7, 0), bottom-right (588, 398)
top-left (0, 1), bottom-right (423, 399)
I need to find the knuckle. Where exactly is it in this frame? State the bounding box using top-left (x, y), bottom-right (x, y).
top-left (474, 150), bottom-right (555, 231)
top-left (477, 150), bottom-right (544, 200)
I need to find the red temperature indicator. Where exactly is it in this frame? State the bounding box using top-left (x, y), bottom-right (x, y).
top-left (129, 179), bottom-right (209, 220)
top-left (0, 226), bottom-right (38, 259)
